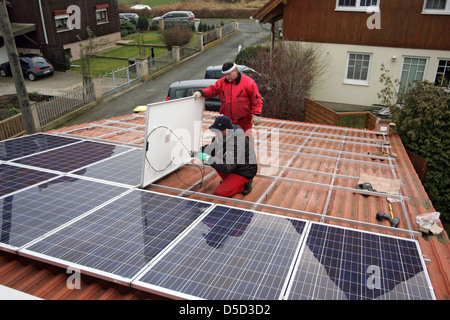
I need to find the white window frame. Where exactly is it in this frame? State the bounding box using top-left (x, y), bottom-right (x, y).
top-left (422, 0), bottom-right (450, 14)
top-left (55, 13), bottom-right (70, 33)
top-left (344, 52), bottom-right (373, 86)
top-left (434, 58), bottom-right (450, 88)
top-left (335, 0), bottom-right (380, 12)
top-left (96, 8), bottom-right (109, 25)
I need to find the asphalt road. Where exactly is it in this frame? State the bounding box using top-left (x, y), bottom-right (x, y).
top-left (69, 20), bottom-right (271, 125)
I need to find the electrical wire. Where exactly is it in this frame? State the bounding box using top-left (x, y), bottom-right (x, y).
top-left (145, 125), bottom-right (205, 190)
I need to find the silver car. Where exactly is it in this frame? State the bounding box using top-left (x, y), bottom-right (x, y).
top-left (150, 11), bottom-right (195, 29)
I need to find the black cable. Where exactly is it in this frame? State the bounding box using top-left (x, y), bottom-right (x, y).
top-left (145, 125), bottom-right (205, 190)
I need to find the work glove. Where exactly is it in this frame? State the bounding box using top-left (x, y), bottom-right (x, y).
top-left (193, 91), bottom-right (202, 100)
top-left (197, 152), bottom-right (210, 162)
top-left (252, 114), bottom-right (261, 126)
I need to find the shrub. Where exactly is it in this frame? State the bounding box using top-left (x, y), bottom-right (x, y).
top-left (388, 81), bottom-right (450, 221)
top-left (160, 26), bottom-right (193, 51)
top-left (120, 21), bottom-right (137, 37)
top-left (137, 16), bottom-right (149, 31)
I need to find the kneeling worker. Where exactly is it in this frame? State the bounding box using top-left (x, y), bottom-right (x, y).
top-left (198, 116), bottom-right (257, 197)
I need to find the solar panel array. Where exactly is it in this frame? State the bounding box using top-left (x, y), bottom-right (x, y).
top-left (0, 133), bottom-right (435, 299)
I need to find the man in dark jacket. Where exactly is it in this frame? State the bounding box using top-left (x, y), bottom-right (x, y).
top-left (198, 116), bottom-right (257, 197)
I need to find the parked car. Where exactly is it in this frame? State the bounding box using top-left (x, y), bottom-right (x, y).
top-left (150, 11), bottom-right (195, 29)
top-left (119, 13), bottom-right (139, 22)
top-left (204, 64), bottom-right (258, 80)
top-left (134, 79), bottom-right (220, 113)
top-left (0, 53), bottom-right (54, 81)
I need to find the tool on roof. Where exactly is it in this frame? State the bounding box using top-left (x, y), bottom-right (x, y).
top-left (376, 210), bottom-right (400, 228)
top-left (355, 183), bottom-right (376, 196)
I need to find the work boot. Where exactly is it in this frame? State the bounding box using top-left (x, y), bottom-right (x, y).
top-left (242, 179), bottom-right (253, 196)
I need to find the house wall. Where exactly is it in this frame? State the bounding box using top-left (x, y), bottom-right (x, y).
top-left (283, 0), bottom-right (450, 51)
top-left (300, 41), bottom-right (450, 106)
top-left (7, 0), bottom-right (120, 48)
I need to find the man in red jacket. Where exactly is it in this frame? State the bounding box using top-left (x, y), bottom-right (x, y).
top-left (194, 62), bottom-right (263, 137)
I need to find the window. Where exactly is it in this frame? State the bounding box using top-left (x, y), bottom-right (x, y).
top-left (399, 57), bottom-right (428, 92)
top-left (95, 4), bottom-right (109, 24)
top-left (336, 0), bottom-right (379, 11)
top-left (55, 14), bottom-right (70, 32)
top-left (435, 59), bottom-right (450, 87)
top-left (422, 0), bottom-right (450, 14)
top-left (345, 53), bottom-right (372, 85)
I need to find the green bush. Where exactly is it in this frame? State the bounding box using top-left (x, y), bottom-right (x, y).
top-left (137, 16), bottom-right (149, 31)
top-left (390, 81), bottom-right (450, 221)
top-left (120, 21), bottom-right (137, 37)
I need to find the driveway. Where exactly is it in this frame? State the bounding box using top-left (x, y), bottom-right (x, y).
top-left (69, 20), bottom-right (271, 124)
top-left (0, 71), bottom-right (83, 96)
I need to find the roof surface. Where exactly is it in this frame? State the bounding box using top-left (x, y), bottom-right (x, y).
top-left (1, 111), bottom-right (449, 300)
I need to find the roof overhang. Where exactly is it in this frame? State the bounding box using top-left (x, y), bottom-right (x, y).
top-left (0, 23), bottom-right (36, 38)
top-left (252, 0), bottom-right (285, 24)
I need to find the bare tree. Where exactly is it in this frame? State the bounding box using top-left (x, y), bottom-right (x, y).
top-left (243, 42), bottom-right (328, 121)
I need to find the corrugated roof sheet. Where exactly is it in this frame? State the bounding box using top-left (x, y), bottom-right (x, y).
top-left (1, 111), bottom-right (448, 300)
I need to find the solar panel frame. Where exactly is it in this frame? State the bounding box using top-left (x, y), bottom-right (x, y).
top-left (0, 176), bottom-right (129, 252)
top-left (133, 205), bottom-right (309, 300)
top-left (0, 164), bottom-right (58, 197)
top-left (71, 148), bottom-right (142, 187)
top-left (19, 189), bottom-right (214, 285)
top-left (284, 222), bottom-right (435, 300)
top-left (0, 133), bottom-right (81, 161)
top-left (13, 140), bottom-right (131, 173)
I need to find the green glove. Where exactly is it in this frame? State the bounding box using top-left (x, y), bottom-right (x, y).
top-left (197, 152), bottom-right (210, 162)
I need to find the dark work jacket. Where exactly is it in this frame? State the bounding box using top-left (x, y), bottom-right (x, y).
top-left (201, 125), bottom-right (257, 180)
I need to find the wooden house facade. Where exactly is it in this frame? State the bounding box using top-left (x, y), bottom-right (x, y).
top-left (4, 0), bottom-right (120, 71)
top-left (253, 0), bottom-right (450, 107)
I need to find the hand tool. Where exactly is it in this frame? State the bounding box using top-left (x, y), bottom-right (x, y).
top-left (376, 210), bottom-right (400, 228)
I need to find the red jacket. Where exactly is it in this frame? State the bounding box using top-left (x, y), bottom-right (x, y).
top-left (200, 73), bottom-right (263, 123)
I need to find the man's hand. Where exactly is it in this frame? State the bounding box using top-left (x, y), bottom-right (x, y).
top-left (252, 115), bottom-right (261, 126)
top-left (193, 91), bottom-right (202, 100)
top-left (197, 152), bottom-right (210, 162)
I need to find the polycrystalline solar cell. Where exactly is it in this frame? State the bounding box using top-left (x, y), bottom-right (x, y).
top-left (24, 190), bottom-right (212, 281)
top-left (0, 133), bottom-right (80, 161)
top-left (0, 164), bottom-right (57, 197)
top-left (13, 141), bottom-right (130, 173)
top-left (73, 148), bottom-right (142, 186)
top-left (135, 205), bottom-right (307, 300)
top-left (287, 223), bottom-right (434, 300)
top-left (0, 176), bottom-right (127, 250)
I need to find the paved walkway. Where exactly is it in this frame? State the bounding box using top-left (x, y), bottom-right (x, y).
top-left (0, 71), bottom-right (83, 96)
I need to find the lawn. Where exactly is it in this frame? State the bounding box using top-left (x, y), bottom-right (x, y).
top-left (71, 58), bottom-right (130, 77)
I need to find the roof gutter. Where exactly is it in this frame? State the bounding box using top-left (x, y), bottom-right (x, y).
top-left (38, 0), bottom-right (48, 44)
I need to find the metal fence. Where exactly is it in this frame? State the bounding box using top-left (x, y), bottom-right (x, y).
top-left (148, 50), bottom-right (175, 74)
top-left (100, 63), bottom-right (139, 98)
top-left (222, 22), bottom-right (235, 37)
top-left (36, 82), bottom-right (95, 126)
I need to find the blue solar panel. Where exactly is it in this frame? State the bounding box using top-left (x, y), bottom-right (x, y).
top-left (0, 133), bottom-right (80, 161)
top-left (73, 148), bottom-right (142, 186)
top-left (13, 141), bottom-right (131, 173)
top-left (134, 205), bottom-right (307, 300)
top-left (286, 223), bottom-right (435, 300)
top-left (22, 190), bottom-right (212, 282)
top-left (0, 164), bottom-right (57, 197)
top-left (0, 177), bottom-right (127, 250)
